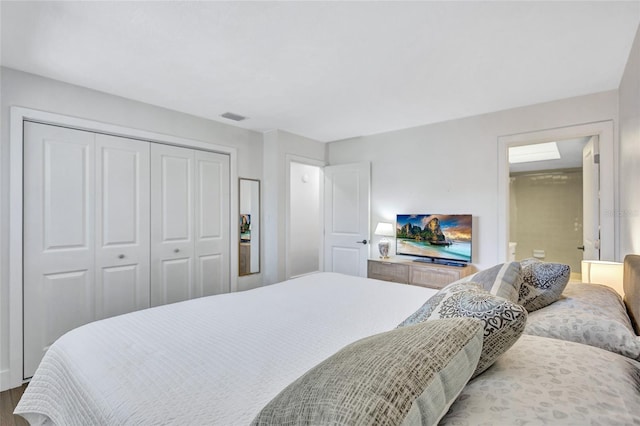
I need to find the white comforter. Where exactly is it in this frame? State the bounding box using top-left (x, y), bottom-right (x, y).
top-left (15, 272), bottom-right (435, 425)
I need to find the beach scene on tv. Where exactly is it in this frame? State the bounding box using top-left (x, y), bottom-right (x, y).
top-left (396, 214), bottom-right (472, 263)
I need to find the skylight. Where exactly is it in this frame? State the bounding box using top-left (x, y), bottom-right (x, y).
top-left (509, 142), bottom-right (561, 164)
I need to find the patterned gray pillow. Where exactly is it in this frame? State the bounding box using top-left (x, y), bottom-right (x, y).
top-left (463, 262), bottom-right (523, 302)
top-left (252, 318), bottom-right (484, 426)
top-left (518, 258), bottom-right (570, 312)
top-left (525, 283), bottom-right (640, 360)
top-left (398, 282), bottom-right (527, 377)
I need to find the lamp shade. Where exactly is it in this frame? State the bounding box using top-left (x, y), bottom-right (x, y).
top-left (581, 260), bottom-right (624, 297)
top-left (374, 222), bottom-right (395, 237)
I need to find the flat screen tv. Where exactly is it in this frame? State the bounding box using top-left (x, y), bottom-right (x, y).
top-left (396, 214), bottom-right (472, 265)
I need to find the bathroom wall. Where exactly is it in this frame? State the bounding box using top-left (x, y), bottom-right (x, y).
top-left (509, 169), bottom-right (583, 276)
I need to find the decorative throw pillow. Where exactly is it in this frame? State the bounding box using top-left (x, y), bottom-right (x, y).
top-left (518, 258), bottom-right (570, 312)
top-left (252, 318), bottom-right (484, 426)
top-left (398, 282), bottom-right (527, 377)
top-left (463, 262), bottom-right (523, 302)
top-left (525, 283), bottom-right (640, 361)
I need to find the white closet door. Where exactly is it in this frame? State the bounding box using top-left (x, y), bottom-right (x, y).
top-left (95, 134), bottom-right (150, 320)
top-left (150, 144), bottom-right (196, 306)
top-left (23, 122), bottom-right (96, 378)
top-left (150, 145), bottom-right (230, 305)
top-left (194, 150), bottom-right (230, 297)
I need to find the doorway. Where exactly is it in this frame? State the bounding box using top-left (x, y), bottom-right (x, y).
top-left (497, 121), bottom-right (615, 267)
top-left (508, 137), bottom-right (591, 279)
top-left (286, 159), bottom-right (323, 279)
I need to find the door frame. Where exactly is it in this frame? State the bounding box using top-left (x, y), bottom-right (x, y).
top-left (284, 154), bottom-right (326, 279)
top-left (497, 120), bottom-right (615, 263)
top-left (6, 106), bottom-right (238, 391)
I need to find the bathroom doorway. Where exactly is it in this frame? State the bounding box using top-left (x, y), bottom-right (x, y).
top-left (508, 137), bottom-right (593, 279)
top-left (498, 121), bottom-right (615, 278)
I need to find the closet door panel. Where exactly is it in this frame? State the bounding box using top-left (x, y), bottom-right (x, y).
top-left (195, 151), bottom-right (230, 297)
top-left (160, 257), bottom-right (193, 304)
top-left (23, 122), bottom-right (95, 379)
top-left (43, 270), bottom-right (93, 344)
top-left (198, 254), bottom-right (224, 296)
top-left (95, 134), bottom-right (150, 320)
top-left (100, 265), bottom-right (141, 318)
top-left (162, 155), bottom-right (192, 241)
top-left (151, 144), bottom-right (195, 306)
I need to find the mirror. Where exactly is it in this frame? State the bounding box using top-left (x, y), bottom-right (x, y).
top-left (239, 178), bottom-right (260, 276)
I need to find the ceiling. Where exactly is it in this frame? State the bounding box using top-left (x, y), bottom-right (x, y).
top-left (509, 137), bottom-right (590, 174)
top-left (2, 1), bottom-right (639, 142)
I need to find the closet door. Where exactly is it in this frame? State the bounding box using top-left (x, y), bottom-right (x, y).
top-left (150, 144), bottom-right (196, 306)
top-left (150, 145), bottom-right (230, 306)
top-left (95, 134), bottom-right (150, 320)
top-left (23, 122), bottom-right (96, 379)
top-left (24, 124), bottom-right (152, 378)
top-left (194, 150), bottom-right (230, 296)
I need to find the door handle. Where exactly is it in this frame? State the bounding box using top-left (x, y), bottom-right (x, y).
top-left (577, 246), bottom-right (585, 251)
top-left (356, 239), bottom-right (368, 245)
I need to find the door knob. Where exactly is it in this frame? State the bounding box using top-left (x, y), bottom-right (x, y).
top-left (356, 239), bottom-right (368, 245)
top-left (174, 248), bottom-right (180, 253)
top-left (577, 246), bottom-right (585, 251)
top-left (118, 254), bottom-right (125, 259)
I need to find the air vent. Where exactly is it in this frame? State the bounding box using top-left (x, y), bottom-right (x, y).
top-left (220, 112), bottom-right (247, 122)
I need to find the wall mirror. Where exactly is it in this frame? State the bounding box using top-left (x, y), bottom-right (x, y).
top-left (239, 178), bottom-right (260, 276)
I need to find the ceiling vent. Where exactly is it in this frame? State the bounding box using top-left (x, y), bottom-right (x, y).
top-left (220, 112), bottom-right (247, 121)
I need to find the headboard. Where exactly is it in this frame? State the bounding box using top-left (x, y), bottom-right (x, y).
top-left (624, 254), bottom-right (640, 335)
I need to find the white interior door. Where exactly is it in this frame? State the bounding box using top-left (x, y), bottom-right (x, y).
top-left (582, 135), bottom-right (600, 260)
top-left (194, 150), bottom-right (230, 297)
top-left (23, 122), bottom-right (96, 379)
top-left (150, 144), bottom-right (195, 306)
top-left (150, 145), bottom-right (230, 305)
top-left (95, 134), bottom-right (150, 320)
top-left (23, 123), bottom-right (231, 378)
top-left (323, 162), bottom-right (370, 277)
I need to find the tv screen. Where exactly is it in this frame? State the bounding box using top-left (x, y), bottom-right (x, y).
top-left (396, 214), bottom-right (472, 264)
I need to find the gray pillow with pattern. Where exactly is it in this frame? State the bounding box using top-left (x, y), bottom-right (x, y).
top-left (462, 262), bottom-right (522, 302)
top-left (518, 258), bottom-right (570, 312)
top-left (398, 282), bottom-right (527, 377)
top-left (525, 283), bottom-right (640, 360)
top-left (252, 318), bottom-right (484, 426)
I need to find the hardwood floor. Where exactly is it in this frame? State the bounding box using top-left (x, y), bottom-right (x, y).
top-left (0, 385), bottom-right (29, 426)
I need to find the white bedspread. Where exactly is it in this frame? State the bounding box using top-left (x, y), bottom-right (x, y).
top-left (15, 272), bottom-right (435, 425)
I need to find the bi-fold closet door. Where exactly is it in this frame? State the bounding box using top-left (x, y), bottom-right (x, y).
top-left (23, 122), bottom-right (230, 379)
top-left (150, 144), bottom-right (230, 306)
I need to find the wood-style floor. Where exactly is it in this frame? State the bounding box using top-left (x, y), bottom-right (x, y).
top-left (0, 385), bottom-right (29, 426)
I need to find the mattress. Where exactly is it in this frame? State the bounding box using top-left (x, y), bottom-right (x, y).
top-left (15, 272), bottom-right (436, 425)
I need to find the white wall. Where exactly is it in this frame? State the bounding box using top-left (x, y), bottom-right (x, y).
top-left (0, 67), bottom-right (264, 388)
top-left (328, 90), bottom-right (619, 271)
top-left (619, 25), bottom-right (640, 257)
top-left (289, 162), bottom-right (321, 277)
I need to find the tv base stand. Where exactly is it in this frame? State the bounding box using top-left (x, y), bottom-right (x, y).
top-left (412, 258), bottom-right (467, 268)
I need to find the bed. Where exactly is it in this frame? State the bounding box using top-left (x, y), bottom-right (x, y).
top-left (15, 256), bottom-right (640, 425)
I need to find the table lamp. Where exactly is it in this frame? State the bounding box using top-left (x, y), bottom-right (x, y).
top-left (374, 222), bottom-right (395, 259)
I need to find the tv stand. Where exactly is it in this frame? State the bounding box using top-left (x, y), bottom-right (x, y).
top-left (367, 258), bottom-right (474, 290)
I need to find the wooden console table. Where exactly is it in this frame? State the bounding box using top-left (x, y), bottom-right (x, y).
top-left (367, 258), bottom-right (474, 289)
